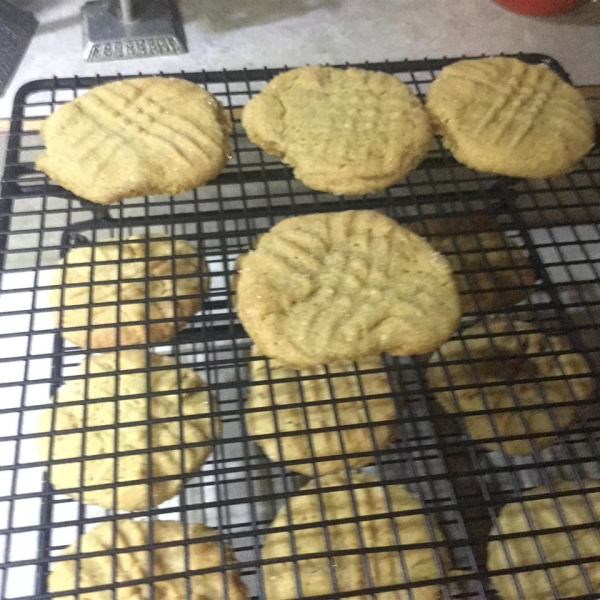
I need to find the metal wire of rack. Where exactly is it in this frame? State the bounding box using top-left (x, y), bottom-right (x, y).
top-left (0, 54), bottom-right (599, 600)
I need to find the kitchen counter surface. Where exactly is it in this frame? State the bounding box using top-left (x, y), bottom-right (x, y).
top-left (2, 0), bottom-right (599, 117)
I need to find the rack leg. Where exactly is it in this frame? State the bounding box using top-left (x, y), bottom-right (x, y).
top-left (119, 0), bottom-right (135, 23)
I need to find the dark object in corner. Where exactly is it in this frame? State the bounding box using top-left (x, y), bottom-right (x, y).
top-left (0, 1), bottom-right (37, 97)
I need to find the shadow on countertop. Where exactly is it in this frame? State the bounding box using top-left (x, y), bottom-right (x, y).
top-left (528, 1), bottom-right (600, 25)
top-left (185, 0), bottom-right (341, 32)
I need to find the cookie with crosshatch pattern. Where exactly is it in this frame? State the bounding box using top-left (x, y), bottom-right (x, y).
top-left (36, 77), bottom-right (232, 204)
top-left (235, 210), bottom-right (460, 368)
top-left (488, 480), bottom-right (600, 599)
top-left (427, 319), bottom-right (594, 455)
top-left (48, 520), bottom-right (248, 600)
top-left (430, 232), bottom-right (536, 314)
top-left (49, 235), bottom-right (208, 349)
top-left (426, 57), bottom-right (595, 178)
top-left (242, 65), bottom-right (432, 194)
top-left (410, 217), bottom-right (537, 314)
top-left (37, 350), bottom-right (220, 510)
top-left (245, 348), bottom-right (398, 475)
top-left (261, 472), bottom-right (449, 600)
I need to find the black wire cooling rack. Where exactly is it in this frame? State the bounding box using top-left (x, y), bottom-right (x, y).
top-left (1, 54), bottom-right (600, 600)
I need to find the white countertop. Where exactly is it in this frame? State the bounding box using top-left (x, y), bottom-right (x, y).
top-left (2, 0), bottom-right (600, 117)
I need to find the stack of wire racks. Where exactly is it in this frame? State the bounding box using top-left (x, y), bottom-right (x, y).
top-left (1, 54), bottom-right (600, 600)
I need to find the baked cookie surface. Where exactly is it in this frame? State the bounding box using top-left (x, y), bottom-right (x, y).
top-left (420, 230), bottom-right (536, 314)
top-left (488, 481), bottom-right (600, 600)
top-left (245, 350), bottom-right (397, 475)
top-left (242, 65), bottom-right (432, 194)
top-left (427, 319), bottom-right (594, 454)
top-left (36, 77), bottom-right (232, 204)
top-left (37, 351), bottom-right (220, 510)
top-left (49, 520), bottom-right (248, 600)
top-left (262, 472), bottom-right (447, 600)
top-left (50, 235), bottom-right (207, 349)
top-left (426, 57), bottom-right (595, 178)
top-left (235, 210), bottom-right (460, 367)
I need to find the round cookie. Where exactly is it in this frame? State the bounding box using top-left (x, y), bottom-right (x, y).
top-left (235, 210), bottom-right (460, 367)
top-left (426, 57), bottom-right (595, 178)
top-left (242, 65), bottom-right (432, 195)
top-left (245, 349), bottom-right (398, 475)
top-left (37, 351), bottom-right (220, 510)
top-left (49, 520), bottom-right (248, 600)
top-left (488, 480), bottom-right (600, 600)
top-left (427, 319), bottom-right (594, 455)
top-left (50, 235), bottom-right (208, 349)
top-left (37, 77), bottom-right (232, 204)
top-left (421, 231), bottom-right (536, 314)
top-left (262, 472), bottom-right (448, 600)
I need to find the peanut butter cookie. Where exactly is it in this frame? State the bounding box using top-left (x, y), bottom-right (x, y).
top-left (235, 210), bottom-right (460, 367)
top-left (50, 235), bottom-right (208, 349)
top-left (49, 520), bottom-right (248, 600)
top-left (427, 319), bottom-right (594, 454)
top-left (262, 472), bottom-right (448, 600)
top-left (488, 481), bottom-right (600, 599)
top-left (37, 351), bottom-right (220, 510)
top-left (410, 226), bottom-right (537, 314)
top-left (37, 77), bottom-right (232, 204)
top-left (242, 65), bottom-right (432, 194)
top-left (426, 57), bottom-right (595, 178)
top-left (246, 349), bottom-right (398, 475)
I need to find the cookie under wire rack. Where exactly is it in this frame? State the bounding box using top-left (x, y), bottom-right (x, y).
top-left (0, 53), bottom-right (599, 600)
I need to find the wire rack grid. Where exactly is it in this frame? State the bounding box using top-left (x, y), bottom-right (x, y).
top-left (0, 53), bottom-right (599, 600)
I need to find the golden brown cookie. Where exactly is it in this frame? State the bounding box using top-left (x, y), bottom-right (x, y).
top-left (50, 235), bottom-right (208, 349)
top-left (488, 480), bottom-right (600, 600)
top-left (230, 234), bottom-right (264, 309)
top-left (48, 520), bottom-right (248, 600)
top-left (427, 319), bottom-right (594, 455)
top-left (426, 57), bottom-right (595, 178)
top-left (242, 65), bottom-right (432, 195)
top-left (411, 227), bottom-right (537, 314)
top-left (245, 349), bottom-right (398, 475)
top-left (235, 210), bottom-right (460, 368)
top-left (262, 472), bottom-right (448, 600)
top-left (36, 77), bottom-right (232, 204)
top-left (37, 351), bottom-right (220, 510)
top-left (408, 214), bottom-right (497, 237)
